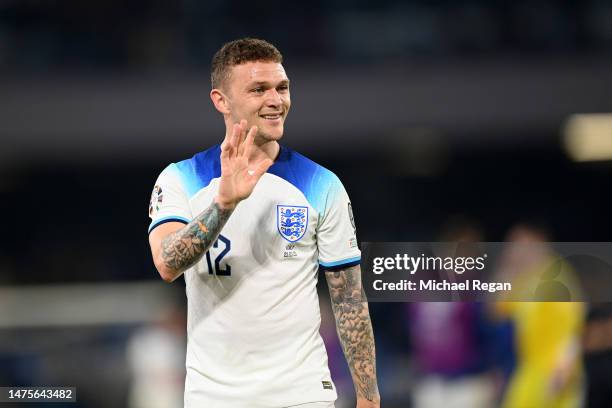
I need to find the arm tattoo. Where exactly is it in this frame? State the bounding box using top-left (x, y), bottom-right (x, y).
top-left (326, 265), bottom-right (380, 402)
top-left (160, 202), bottom-right (233, 272)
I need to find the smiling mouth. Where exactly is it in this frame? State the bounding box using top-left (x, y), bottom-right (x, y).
top-left (260, 113), bottom-right (282, 120)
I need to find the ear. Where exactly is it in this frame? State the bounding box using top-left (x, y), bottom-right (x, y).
top-left (210, 88), bottom-right (230, 115)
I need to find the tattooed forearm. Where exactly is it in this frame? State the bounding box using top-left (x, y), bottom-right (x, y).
top-left (160, 202), bottom-right (233, 272)
top-left (326, 265), bottom-right (380, 403)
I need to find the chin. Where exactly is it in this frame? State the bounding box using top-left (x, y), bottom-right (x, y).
top-left (259, 127), bottom-right (284, 141)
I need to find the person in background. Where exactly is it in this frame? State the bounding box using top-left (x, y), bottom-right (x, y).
top-left (127, 298), bottom-right (186, 408)
top-left (406, 217), bottom-right (499, 408)
top-left (495, 222), bottom-right (585, 408)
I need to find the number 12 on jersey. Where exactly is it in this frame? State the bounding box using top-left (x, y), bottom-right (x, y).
top-left (205, 235), bottom-right (231, 276)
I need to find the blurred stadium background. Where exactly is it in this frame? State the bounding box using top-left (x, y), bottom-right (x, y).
top-left (1, 0), bottom-right (612, 407)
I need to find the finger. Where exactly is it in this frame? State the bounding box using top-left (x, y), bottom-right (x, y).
top-left (221, 128), bottom-right (233, 158)
top-left (230, 122), bottom-right (241, 157)
top-left (243, 126), bottom-right (258, 158)
top-left (237, 123), bottom-right (247, 157)
top-left (237, 119), bottom-right (248, 156)
top-left (251, 158), bottom-right (273, 178)
top-left (237, 120), bottom-right (248, 157)
top-left (221, 124), bottom-right (231, 147)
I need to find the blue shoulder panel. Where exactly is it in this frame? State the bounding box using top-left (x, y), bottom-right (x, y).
top-left (172, 144), bottom-right (338, 214)
top-left (173, 145), bottom-right (222, 198)
top-left (268, 146), bottom-right (339, 215)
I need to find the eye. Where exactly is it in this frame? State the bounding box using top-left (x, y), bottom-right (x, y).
top-left (250, 87), bottom-right (264, 94)
top-left (278, 85), bottom-right (289, 92)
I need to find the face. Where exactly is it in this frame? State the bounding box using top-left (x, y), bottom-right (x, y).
top-left (222, 61), bottom-right (291, 143)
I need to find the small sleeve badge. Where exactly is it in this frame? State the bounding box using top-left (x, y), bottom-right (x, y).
top-left (348, 202), bottom-right (356, 233)
top-left (148, 185), bottom-right (163, 216)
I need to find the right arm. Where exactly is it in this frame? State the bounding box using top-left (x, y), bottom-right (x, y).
top-left (148, 120), bottom-right (272, 282)
top-left (149, 201), bottom-right (233, 282)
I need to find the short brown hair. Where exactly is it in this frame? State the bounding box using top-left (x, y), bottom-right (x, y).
top-left (211, 38), bottom-right (283, 89)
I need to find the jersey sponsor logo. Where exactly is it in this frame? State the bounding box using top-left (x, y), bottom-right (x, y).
top-left (322, 380), bottom-right (333, 390)
top-left (149, 185), bottom-right (163, 216)
top-left (277, 205), bottom-right (308, 242)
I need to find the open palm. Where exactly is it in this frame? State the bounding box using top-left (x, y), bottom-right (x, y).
top-left (217, 120), bottom-right (273, 209)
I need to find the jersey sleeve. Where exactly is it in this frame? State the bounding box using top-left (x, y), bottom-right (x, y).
top-left (316, 175), bottom-right (361, 271)
top-left (148, 163), bottom-right (192, 233)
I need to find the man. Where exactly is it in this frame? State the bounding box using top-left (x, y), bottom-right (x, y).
top-left (147, 38), bottom-right (380, 408)
top-left (495, 223), bottom-right (584, 408)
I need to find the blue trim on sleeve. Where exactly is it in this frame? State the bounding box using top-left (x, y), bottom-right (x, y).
top-left (148, 216), bottom-right (190, 233)
top-left (319, 256), bottom-right (361, 271)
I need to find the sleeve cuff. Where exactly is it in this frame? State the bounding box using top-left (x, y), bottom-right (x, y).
top-left (148, 216), bottom-right (190, 234)
top-left (319, 255), bottom-right (361, 272)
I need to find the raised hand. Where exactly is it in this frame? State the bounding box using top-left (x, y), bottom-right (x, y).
top-left (216, 120), bottom-right (273, 209)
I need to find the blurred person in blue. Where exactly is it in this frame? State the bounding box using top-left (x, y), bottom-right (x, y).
top-left (146, 38), bottom-right (379, 408)
top-left (494, 222), bottom-right (585, 408)
top-left (405, 217), bottom-right (500, 408)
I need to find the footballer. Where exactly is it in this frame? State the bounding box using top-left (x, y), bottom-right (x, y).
top-left (148, 38), bottom-right (380, 408)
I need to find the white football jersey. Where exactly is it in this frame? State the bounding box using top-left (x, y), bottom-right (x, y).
top-left (148, 145), bottom-right (361, 408)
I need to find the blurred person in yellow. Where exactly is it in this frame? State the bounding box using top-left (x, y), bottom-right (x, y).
top-left (494, 222), bottom-right (585, 408)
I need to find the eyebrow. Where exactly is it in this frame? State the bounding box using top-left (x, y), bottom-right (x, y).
top-left (247, 79), bottom-right (290, 88)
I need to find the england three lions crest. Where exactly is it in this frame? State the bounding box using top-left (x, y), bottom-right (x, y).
top-left (277, 205), bottom-right (308, 242)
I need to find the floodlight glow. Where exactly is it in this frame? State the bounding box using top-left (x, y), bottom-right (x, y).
top-left (563, 113), bottom-right (612, 162)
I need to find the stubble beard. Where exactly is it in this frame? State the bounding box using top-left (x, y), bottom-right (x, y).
top-left (254, 123), bottom-right (284, 146)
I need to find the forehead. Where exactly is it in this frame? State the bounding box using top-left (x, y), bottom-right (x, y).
top-left (229, 61), bottom-right (288, 86)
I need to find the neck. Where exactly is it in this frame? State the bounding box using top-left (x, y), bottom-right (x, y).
top-left (221, 128), bottom-right (280, 162)
top-left (252, 138), bottom-right (280, 162)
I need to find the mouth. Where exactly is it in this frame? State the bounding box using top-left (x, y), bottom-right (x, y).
top-left (259, 113), bottom-right (283, 122)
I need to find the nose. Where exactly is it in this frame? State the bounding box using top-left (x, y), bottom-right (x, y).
top-left (264, 89), bottom-right (282, 107)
